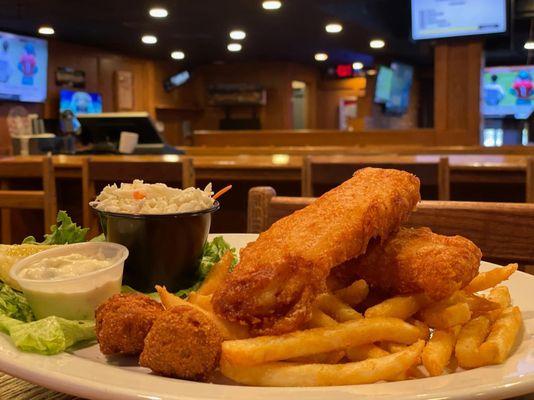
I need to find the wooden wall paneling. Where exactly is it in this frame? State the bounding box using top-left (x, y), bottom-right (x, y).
top-left (434, 39), bottom-right (483, 146)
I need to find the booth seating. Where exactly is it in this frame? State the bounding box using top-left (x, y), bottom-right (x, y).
top-left (0, 157), bottom-right (57, 244)
top-left (82, 157), bottom-right (195, 235)
top-left (247, 186), bottom-right (534, 267)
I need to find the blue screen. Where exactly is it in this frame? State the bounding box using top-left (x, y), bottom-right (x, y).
top-left (0, 31), bottom-right (48, 102)
top-left (59, 90), bottom-right (103, 115)
top-left (385, 63), bottom-right (414, 115)
top-left (374, 66), bottom-right (393, 104)
top-left (412, 0), bottom-right (506, 40)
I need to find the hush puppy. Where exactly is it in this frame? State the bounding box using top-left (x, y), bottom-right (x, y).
top-left (140, 305), bottom-right (223, 381)
top-left (95, 293), bottom-right (164, 356)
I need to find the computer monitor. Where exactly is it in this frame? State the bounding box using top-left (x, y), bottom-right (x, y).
top-left (77, 112), bottom-right (163, 145)
top-left (59, 89), bottom-right (102, 115)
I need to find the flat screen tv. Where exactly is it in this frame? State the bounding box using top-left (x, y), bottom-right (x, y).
top-left (59, 89), bottom-right (103, 115)
top-left (411, 0), bottom-right (506, 40)
top-left (482, 66), bottom-right (534, 120)
top-left (0, 31), bottom-right (48, 102)
top-left (385, 62), bottom-right (414, 115)
top-left (374, 66), bottom-right (393, 104)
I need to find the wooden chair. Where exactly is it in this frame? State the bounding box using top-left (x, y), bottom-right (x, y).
top-left (301, 155), bottom-right (450, 200)
top-left (0, 157), bottom-right (57, 244)
top-left (248, 186), bottom-right (534, 266)
top-left (527, 157), bottom-right (534, 203)
top-left (82, 156), bottom-right (195, 235)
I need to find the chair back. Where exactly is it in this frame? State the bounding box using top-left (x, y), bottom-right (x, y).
top-left (247, 186), bottom-right (534, 265)
top-left (82, 156), bottom-right (195, 234)
top-left (302, 155), bottom-right (450, 200)
top-left (0, 157), bottom-right (57, 243)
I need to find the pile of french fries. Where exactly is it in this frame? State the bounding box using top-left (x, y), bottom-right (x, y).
top-left (158, 254), bottom-right (523, 386)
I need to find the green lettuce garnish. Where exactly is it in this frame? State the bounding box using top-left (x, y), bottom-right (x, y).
top-left (0, 283), bottom-right (34, 322)
top-left (176, 236), bottom-right (237, 298)
top-left (0, 315), bottom-right (95, 355)
top-left (22, 211), bottom-right (89, 245)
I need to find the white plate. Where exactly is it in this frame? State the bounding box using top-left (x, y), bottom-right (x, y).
top-left (0, 233), bottom-right (533, 400)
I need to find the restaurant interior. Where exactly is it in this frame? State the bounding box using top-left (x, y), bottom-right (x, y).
top-left (0, 0), bottom-right (533, 398)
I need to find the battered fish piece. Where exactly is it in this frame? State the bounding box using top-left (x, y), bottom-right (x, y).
top-left (140, 305), bottom-right (223, 381)
top-left (95, 293), bottom-right (164, 356)
top-left (332, 227), bottom-right (481, 300)
top-left (213, 168), bottom-right (420, 335)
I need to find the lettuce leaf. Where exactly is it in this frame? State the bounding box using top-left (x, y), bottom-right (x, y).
top-left (0, 283), bottom-right (34, 322)
top-left (22, 211), bottom-right (89, 245)
top-left (0, 314), bottom-right (95, 355)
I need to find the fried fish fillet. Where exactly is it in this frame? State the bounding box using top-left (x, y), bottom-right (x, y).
top-left (331, 227), bottom-right (481, 300)
top-left (212, 168), bottom-right (421, 335)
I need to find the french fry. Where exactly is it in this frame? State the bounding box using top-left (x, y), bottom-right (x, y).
top-left (220, 340), bottom-right (425, 386)
top-left (196, 251), bottom-right (234, 295)
top-left (420, 302), bottom-right (472, 329)
top-left (485, 286), bottom-right (511, 322)
top-left (315, 293), bottom-right (363, 322)
top-left (410, 318), bottom-right (430, 340)
top-left (381, 341), bottom-right (408, 353)
top-left (455, 315), bottom-right (496, 369)
top-left (346, 343), bottom-right (389, 361)
top-left (422, 330), bottom-right (455, 376)
top-left (187, 291), bottom-right (212, 309)
top-left (156, 285), bottom-right (249, 340)
top-left (463, 264), bottom-right (518, 293)
top-left (307, 307), bottom-right (338, 328)
top-left (222, 317), bottom-right (422, 365)
top-left (290, 350), bottom-right (345, 364)
top-left (364, 294), bottom-right (427, 320)
top-left (334, 279), bottom-right (369, 307)
top-left (479, 306), bottom-right (522, 364)
top-left (464, 293), bottom-right (500, 315)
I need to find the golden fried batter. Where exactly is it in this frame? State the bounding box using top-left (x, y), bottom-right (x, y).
top-left (212, 168), bottom-right (421, 335)
top-left (95, 293), bottom-right (163, 356)
top-left (333, 227), bottom-right (481, 300)
top-left (139, 305), bottom-right (223, 381)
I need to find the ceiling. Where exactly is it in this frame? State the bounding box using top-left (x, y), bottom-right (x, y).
top-left (0, 0), bottom-right (531, 69)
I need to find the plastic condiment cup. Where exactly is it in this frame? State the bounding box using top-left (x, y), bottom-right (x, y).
top-left (10, 242), bottom-right (129, 320)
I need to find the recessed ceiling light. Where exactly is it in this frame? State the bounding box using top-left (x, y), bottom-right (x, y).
top-left (141, 35), bottom-right (158, 44)
top-left (230, 30), bottom-right (246, 40)
top-left (171, 50), bottom-right (185, 60)
top-left (227, 43), bottom-right (242, 52)
top-left (370, 39), bottom-right (385, 49)
top-left (367, 69), bottom-right (377, 76)
top-left (262, 1), bottom-right (282, 10)
top-left (325, 23), bottom-right (343, 34)
top-left (149, 7), bottom-right (168, 18)
top-left (352, 62), bottom-right (364, 70)
top-left (524, 41), bottom-right (534, 50)
top-left (38, 26), bottom-right (54, 35)
top-left (314, 52), bottom-right (328, 62)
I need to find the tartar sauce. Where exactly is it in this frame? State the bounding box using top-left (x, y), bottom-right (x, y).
top-left (19, 252), bottom-right (111, 280)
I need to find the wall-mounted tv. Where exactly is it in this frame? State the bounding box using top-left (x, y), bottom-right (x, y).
top-left (374, 66), bottom-right (393, 104)
top-left (374, 63), bottom-right (413, 115)
top-left (163, 70), bottom-right (190, 92)
top-left (411, 0), bottom-right (507, 40)
top-left (59, 89), bottom-right (103, 115)
top-left (482, 66), bottom-right (534, 120)
top-left (0, 31), bottom-right (48, 102)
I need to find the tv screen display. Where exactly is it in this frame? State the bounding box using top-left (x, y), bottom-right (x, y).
top-left (59, 89), bottom-right (103, 115)
top-left (411, 0), bottom-right (506, 40)
top-left (164, 70), bottom-right (190, 92)
top-left (374, 66), bottom-right (393, 104)
top-left (0, 31), bottom-right (48, 102)
top-left (482, 66), bottom-right (534, 120)
top-left (385, 62), bottom-right (414, 115)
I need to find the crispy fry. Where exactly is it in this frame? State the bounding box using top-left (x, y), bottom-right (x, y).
top-left (307, 307), bottom-right (338, 328)
top-left (422, 330), bottom-right (455, 376)
top-left (365, 294), bottom-right (427, 320)
top-left (197, 251), bottom-right (234, 296)
top-left (455, 316), bottom-right (496, 369)
top-left (220, 340), bottom-right (425, 386)
top-left (156, 286), bottom-right (249, 340)
top-left (485, 286), bottom-right (512, 322)
top-left (346, 343), bottom-right (389, 361)
top-left (463, 264), bottom-right (518, 293)
top-left (479, 306), bottom-right (522, 364)
top-left (315, 293), bottom-right (363, 322)
top-left (334, 279), bottom-right (369, 307)
top-left (222, 317), bottom-right (422, 365)
top-left (290, 351), bottom-right (345, 364)
top-left (420, 302), bottom-right (472, 329)
top-left (381, 342), bottom-right (409, 353)
top-left (410, 318), bottom-right (430, 340)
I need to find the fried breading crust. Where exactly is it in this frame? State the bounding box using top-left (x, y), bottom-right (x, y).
top-left (95, 293), bottom-right (163, 356)
top-left (332, 227), bottom-right (481, 300)
top-left (212, 168), bottom-right (421, 335)
top-left (139, 305), bottom-right (223, 381)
